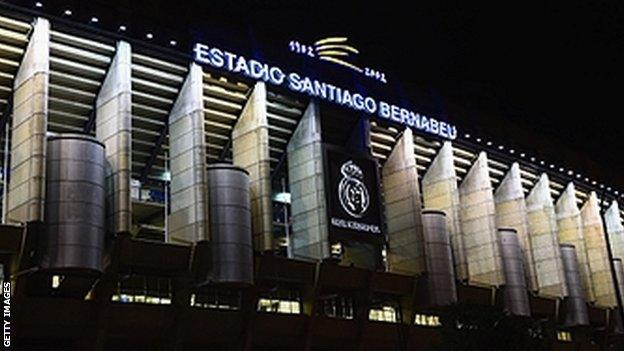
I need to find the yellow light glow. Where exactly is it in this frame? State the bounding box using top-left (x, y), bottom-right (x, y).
top-left (316, 50), bottom-right (350, 57)
top-left (318, 56), bottom-right (363, 73)
top-left (315, 44), bottom-right (359, 54)
top-left (314, 37), bottom-right (348, 46)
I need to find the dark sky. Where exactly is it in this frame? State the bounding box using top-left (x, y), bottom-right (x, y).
top-left (9, 0), bottom-right (624, 189)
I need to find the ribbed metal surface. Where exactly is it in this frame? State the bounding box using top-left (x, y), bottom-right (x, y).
top-left (40, 134), bottom-right (106, 272)
top-left (613, 258), bottom-right (624, 333)
top-left (422, 209), bottom-right (457, 306)
top-left (206, 163), bottom-right (253, 285)
top-left (560, 243), bottom-right (590, 326)
top-left (498, 228), bottom-right (531, 316)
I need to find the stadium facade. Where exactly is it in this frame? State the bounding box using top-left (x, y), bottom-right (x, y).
top-left (0, 2), bottom-right (622, 350)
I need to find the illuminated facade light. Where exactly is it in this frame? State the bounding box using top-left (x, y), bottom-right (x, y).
top-left (64, 9), bottom-right (72, 16)
top-left (558, 167), bottom-right (564, 172)
top-left (530, 157), bottom-right (536, 162)
top-left (592, 181), bottom-right (597, 185)
top-left (498, 145), bottom-right (504, 150)
top-left (35, 2), bottom-right (42, 7)
top-left (464, 133), bottom-right (470, 138)
top-left (169, 40), bottom-right (177, 46)
top-left (509, 149), bottom-right (515, 154)
top-left (486, 141), bottom-right (492, 146)
top-left (520, 153), bottom-right (525, 157)
top-left (146, 33), bottom-right (153, 39)
top-left (540, 161), bottom-right (545, 165)
top-left (51, 275), bottom-right (62, 289)
top-left (476, 138), bottom-right (481, 142)
top-left (91, 17), bottom-right (98, 23)
top-left (549, 164), bottom-right (555, 169)
top-left (119, 25), bottom-right (127, 31)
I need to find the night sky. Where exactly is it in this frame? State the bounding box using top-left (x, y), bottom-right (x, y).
top-left (8, 0), bottom-right (624, 189)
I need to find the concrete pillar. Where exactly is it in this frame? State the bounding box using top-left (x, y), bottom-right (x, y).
top-left (382, 128), bottom-right (424, 275)
top-left (556, 182), bottom-right (594, 302)
top-left (525, 174), bottom-right (567, 298)
top-left (459, 152), bottom-right (503, 287)
top-left (581, 192), bottom-right (617, 308)
top-left (168, 63), bottom-right (209, 244)
top-left (495, 163), bottom-right (538, 292)
top-left (6, 18), bottom-right (49, 223)
top-left (605, 201), bottom-right (624, 261)
top-left (287, 101), bottom-right (329, 260)
top-left (96, 41), bottom-right (132, 235)
top-left (422, 142), bottom-right (466, 281)
top-left (232, 82), bottom-right (273, 252)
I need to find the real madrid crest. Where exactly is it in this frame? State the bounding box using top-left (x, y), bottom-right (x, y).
top-left (338, 160), bottom-right (370, 218)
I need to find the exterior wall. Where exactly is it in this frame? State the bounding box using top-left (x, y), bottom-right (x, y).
top-left (605, 200), bottom-right (624, 261)
top-left (7, 18), bottom-right (49, 223)
top-left (494, 162), bottom-right (538, 291)
top-left (580, 192), bottom-right (616, 308)
top-left (458, 152), bottom-right (503, 287)
top-left (287, 102), bottom-right (330, 260)
top-left (232, 82), bottom-right (273, 252)
top-left (525, 174), bottom-right (567, 298)
top-left (556, 182), bottom-right (594, 302)
top-left (96, 41), bottom-right (132, 234)
top-left (168, 63), bottom-right (210, 244)
top-left (422, 142), bottom-right (466, 281)
top-left (382, 128), bottom-right (425, 275)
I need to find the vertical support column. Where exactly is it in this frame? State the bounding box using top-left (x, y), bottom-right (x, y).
top-left (459, 152), bottom-right (503, 287)
top-left (525, 174), bottom-right (567, 298)
top-left (382, 128), bottom-right (424, 275)
top-left (168, 63), bottom-right (209, 244)
top-left (6, 18), bottom-right (50, 223)
top-left (96, 41), bottom-right (132, 235)
top-left (232, 82), bottom-right (273, 252)
top-left (494, 163), bottom-right (538, 292)
top-left (422, 142), bottom-right (466, 281)
top-left (581, 192), bottom-right (617, 308)
top-left (287, 101), bottom-right (330, 261)
top-left (605, 201), bottom-right (624, 261)
top-left (556, 182), bottom-right (594, 302)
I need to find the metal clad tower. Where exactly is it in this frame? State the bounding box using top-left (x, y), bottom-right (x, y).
top-left (422, 209), bottom-right (457, 306)
top-left (498, 228), bottom-right (531, 316)
top-left (205, 164), bottom-right (253, 285)
top-left (560, 244), bottom-right (590, 327)
top-left (41, 134), bottom-right (106, 272)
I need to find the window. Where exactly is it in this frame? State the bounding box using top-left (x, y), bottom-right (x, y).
top-left (111, 274), bottom-right (172, 305)
top-left (414, 314), bottom-right (441, 327)
top-left (257, 288), bottom-right (301, 314)
top-left (320, 295), bottom-right (354, 319)
top-left (191, 288), bottom-right (241, 310)
top-left (556, 330), bottom-right (572, 342)
top-left (369, 306), bottom-right (399, 323)
top-left (369, 297), bottom-right (401, 323)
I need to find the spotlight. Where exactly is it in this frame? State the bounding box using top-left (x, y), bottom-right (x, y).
top-left (520, 153), bottom-right (525, 157)
top-left (476, 138), bottom-right (482, 142)
top-left (64, 9), bottom-right (72, 16)
top-left (35, 2), bottom-right (43, 7)
top-left (486, 141), bottom-right (492, 146)
top-left (464, 134), bottom-right (471, 138)
top-left (146, 33), bottom-right (153, 39)
top-left (119, 25), bottom-right (127, 31)
top-left (498, 145), bottom-right (504, 150)
top-left (169, 40), bottom-right (177, 46)
top-left (509, 149), bottom-right (515, 154)
top-left (90, 17), bottom-right (98, 23)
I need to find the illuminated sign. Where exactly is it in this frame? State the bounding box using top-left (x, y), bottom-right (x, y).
top-left (193, 43), bottom-right (457, 140)
top-left (324, 146), bottom-right (383, 239)
top-left (289, 37), bottom-right (387, 84)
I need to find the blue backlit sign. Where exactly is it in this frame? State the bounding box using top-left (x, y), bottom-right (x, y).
top-left (193, 43), bottom-right (457, 140)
